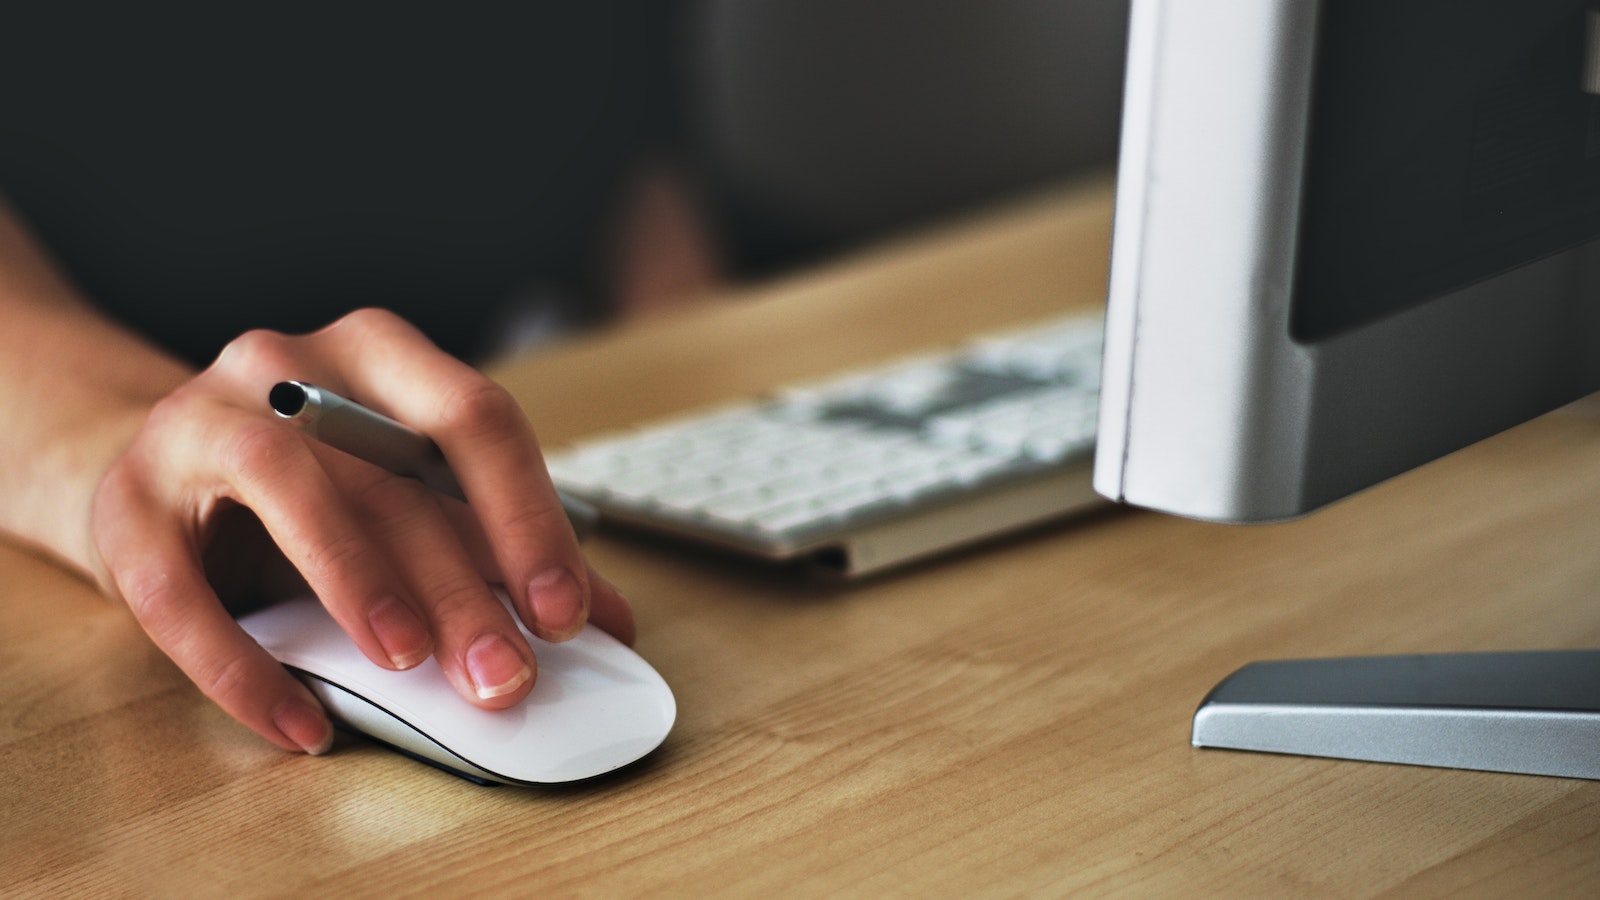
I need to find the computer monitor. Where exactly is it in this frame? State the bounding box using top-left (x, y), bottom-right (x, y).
top-left (1094, 0), bottom-right (1600, 779)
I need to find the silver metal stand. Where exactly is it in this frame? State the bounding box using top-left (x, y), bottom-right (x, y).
top-left (1192, 651), bottom-right (1600, 779)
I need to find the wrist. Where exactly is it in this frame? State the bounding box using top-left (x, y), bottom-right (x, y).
top-left (0, 312), bottom-right (190, 591)
top-left (0, 203), bottom-right (194, 591)
top-left (45, 401), bottom-right (162, 591)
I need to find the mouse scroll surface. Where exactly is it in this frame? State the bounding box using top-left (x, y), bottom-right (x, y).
top-left (237, 592), bottom-right (676, 785)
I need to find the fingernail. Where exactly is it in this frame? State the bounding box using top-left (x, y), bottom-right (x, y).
top-left (529, 567), bottom-right (585, 639)
top-left (274, 696), bottom-right (334, 755)
top-left (368, 595), bottom-right (432, 669)
top-left (466, 633), bottom-right (533, 700)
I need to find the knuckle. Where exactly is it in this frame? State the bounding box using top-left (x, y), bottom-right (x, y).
top-left (117, 568), bottom-right (196, 654)
top-left (119, 565), bottom-right (177, 625)
top-left (418, 574), bottom-right (495, 631)
top-left (221, 420), bottom-right (302, 486)
top-left (215, 328), bottom-right (293, 375)
top-left (326, 307), bottom-right (408, 346)
top-left (196, 651), bottom-right (257, 711)
top-left (498, 495), bottom-right (569, 541)
top-left (142, 388), bottom-right (204, 439)
top-left (436, 379), bottom-right (523, 439)
top-left (298, 532), bottom-right (373, 585)
top-left (91, 453), bottom-right (143, 516)
top-left (337, 306), bottom-right (402, 331)
top-left (355, 474), bottom-right (437, 525)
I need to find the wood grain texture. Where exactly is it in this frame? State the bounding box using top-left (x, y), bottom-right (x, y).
top-left (6, 176), bottom-right (1600, 896)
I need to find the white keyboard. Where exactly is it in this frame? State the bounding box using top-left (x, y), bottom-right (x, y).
top-left (546, 313), bottom-right (1106, 576)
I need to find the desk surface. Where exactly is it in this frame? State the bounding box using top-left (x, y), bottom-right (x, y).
top-left (6, 179), bottom-right (1600, 896)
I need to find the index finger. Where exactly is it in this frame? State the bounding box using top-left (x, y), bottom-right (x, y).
top-left (307, 309), bottom-right (590, 642)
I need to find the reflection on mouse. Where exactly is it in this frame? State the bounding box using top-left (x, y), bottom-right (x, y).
top-left (238, 591), bottom-right (676, 785)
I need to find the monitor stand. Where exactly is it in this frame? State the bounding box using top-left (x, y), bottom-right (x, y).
top-left (1191, 651), bottom-right (1600, 779)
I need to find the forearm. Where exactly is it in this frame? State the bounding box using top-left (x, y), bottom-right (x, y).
top-left (0, 200), bottom-right (192, 587)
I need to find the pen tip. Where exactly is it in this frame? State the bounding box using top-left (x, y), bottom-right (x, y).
top-left (269, 382), bottom-right (309, 418)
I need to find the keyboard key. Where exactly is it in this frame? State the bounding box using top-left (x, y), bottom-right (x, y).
top-left (543, 312), bottom-right (1105, 570)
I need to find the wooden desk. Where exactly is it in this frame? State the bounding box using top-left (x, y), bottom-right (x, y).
top-left (6, 179), bottom-right (1600, 895)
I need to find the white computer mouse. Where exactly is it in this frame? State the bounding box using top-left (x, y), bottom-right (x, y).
top-left (237, 591), bottom-right (676, 785)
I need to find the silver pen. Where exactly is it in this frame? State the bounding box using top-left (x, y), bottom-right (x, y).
top-left (269, 381), bottom-right (597, 539)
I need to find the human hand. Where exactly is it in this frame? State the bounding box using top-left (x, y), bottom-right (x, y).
top-left (90, 308), bottom-right (633, 755)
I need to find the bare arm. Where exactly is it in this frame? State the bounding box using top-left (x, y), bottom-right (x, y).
top-left (0, 199), bottom-right (190, 582)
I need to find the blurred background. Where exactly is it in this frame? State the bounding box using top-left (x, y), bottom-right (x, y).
top-left (0, 0), bottom-right (1128, 364)
top-left (687, 0), bottom-right (1127, 277)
